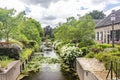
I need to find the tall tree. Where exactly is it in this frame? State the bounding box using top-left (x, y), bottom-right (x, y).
top-left (0, 8), bottom-right (43, 43)
top-left (54, 14), bottom-right (95, 46)
top-left (0, 21), bottom-right (3, 39)
top-left (10, 11), bottom-right (28, 42)
top-left (0, 8), bottom-right (18, 42)
top-left (20, 18), bottom-right (42, 43)
top-left (88, 10), bottom-right (106, 19)
top-left (27, 18), bottom-right (43, 36)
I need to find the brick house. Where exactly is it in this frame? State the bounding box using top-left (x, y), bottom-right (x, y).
top-left (95, 9), bottom-right (120, 44)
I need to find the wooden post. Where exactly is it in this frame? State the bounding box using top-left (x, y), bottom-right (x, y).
top-left (116, 62), bottom-right (117, 80)
top-left (111, 61), bottom-right (113, 80)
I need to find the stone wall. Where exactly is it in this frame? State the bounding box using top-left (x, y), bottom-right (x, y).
top-left (84, 71), bottom-right (98, 80)
top-left (76, 58), bottom-right (108, 80)
top-left (76, 62), bottom-right (98, 80)
top-left (0, 60), bottom-right (20, 80)
top-left (76, 61), bottom-right (84, 80)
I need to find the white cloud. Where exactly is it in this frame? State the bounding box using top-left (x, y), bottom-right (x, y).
top-left (0, 0), bottom-right (120, 27)
top-left (26, 5), bottom-right (45, 19)
top-left (0, 0), bottom-right (25, 13)
top-left (40, 0), bottom-right (106, 27)
top-left (105, 6), bottom-right (120, 15)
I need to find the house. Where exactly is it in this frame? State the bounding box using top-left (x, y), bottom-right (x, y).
top-left (95, 9), bottom-right (120, 44)
top-left (76, 58), bottom-right (108, 80)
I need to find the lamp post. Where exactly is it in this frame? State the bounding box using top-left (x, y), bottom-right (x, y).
top-left (107, 31), bottom-right (110, 44)
top-left (111, 10), bottom-right (116, 48)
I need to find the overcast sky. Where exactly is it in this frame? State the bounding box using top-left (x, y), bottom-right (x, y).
top-left (0, 0), bottom-right (120, 27)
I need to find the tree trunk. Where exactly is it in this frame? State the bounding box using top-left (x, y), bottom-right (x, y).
top-left (6, 32), bottom-right (9, 42)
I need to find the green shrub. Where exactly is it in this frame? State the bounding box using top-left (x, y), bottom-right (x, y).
top-left (29, 41), bottom-right (36, 47)
top-left (0, 56), bottom-right (14, 68)
top-left (81, 47), bottom-right (89, 56)
top-left (54, 41), bottom-right (64, 50)
top-left (112, 52), bottom-right (120, 56)
top-left (90, 45), bottom-right (103, 53)
top-left (115, 45), bottom-right (120, 51)
top-left (98, 44), bottom-right (111, 48)
top-left (20, 40), bottom-right (36, 48)
top-left (85, 52), bottom-right (95, 58)
top-left (95, 52), bottom-right (105, 62)
top-left (10, 39), bottom-right (23, 48)
top-left (95, 53), bottom-right (112, 62)
top-left (110, 48), bottom-right (119, 53)
top-left (78, 40), bottom-right (95, 48)
top-left (21, 48), bottom-right (33, 61)
top-left (66, 43), bottom-right (76, 46)
top-left (94, 52), bottom-right (120, 77)
top-left (85, 43), bottom-right (120, 77)
top-left (78, 42), bottom-right (86, 48)
top-left (53, 41), bottom-right (66, 55)
top-left (20, 40), bottom-right (29, 49)
top-left (0, 48), bottom-right (21, 60)
top-left (34, 44), bottom-right (40, 52)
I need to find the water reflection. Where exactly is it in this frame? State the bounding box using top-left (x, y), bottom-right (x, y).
top-left (41, 63), bottom-right (60, 72)
top-left (44, 50), bottom-right (58, 58)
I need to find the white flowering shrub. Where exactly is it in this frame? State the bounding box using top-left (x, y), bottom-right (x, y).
top-left (60, 44), bottom-right (83, 64)
top-left (60, 44), bottom-right (82, 80)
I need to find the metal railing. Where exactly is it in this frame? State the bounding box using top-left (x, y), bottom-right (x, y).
top-left (106, 61), bottom-right (120, 80)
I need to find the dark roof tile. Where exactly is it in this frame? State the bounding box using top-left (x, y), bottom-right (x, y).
top-left (96, 9), bottom-right (120, 28)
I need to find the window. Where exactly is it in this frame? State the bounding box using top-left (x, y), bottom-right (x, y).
top-left (97, 32), bottom-right (99, 40)
top-left (100, 32), bottom-right (103, 40)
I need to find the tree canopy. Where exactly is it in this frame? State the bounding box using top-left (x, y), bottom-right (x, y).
top-left (20, 18), bottom-right (42, 43)
top-left (44, 25), bottom-right (53, 38)
top-left (0, 8), bottom-right (16, 41)
top-left (88, 10), bottom-right (106, 19)
top-left (0, 8), bottom-right (43, 43)
top-left (54, 14), bottom-right (95, 47)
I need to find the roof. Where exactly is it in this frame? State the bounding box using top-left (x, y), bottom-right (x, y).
top-left (96, 9), bottom-right (120, 28)
top-left (77, 58), bottom-right (108, 80)
top-left (94, 19), bottom-right (103, 24)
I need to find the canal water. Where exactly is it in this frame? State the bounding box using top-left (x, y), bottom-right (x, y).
top-left (21, 45), bottom-right (66, 80)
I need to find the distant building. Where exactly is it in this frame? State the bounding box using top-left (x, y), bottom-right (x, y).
top-left (95, 9), bottom-right (120, 44)
top-left (76, 58), bottom-right (108, 80)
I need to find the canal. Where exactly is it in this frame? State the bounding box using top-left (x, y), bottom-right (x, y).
top-left (21, 43), bottom-right (66, 80)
